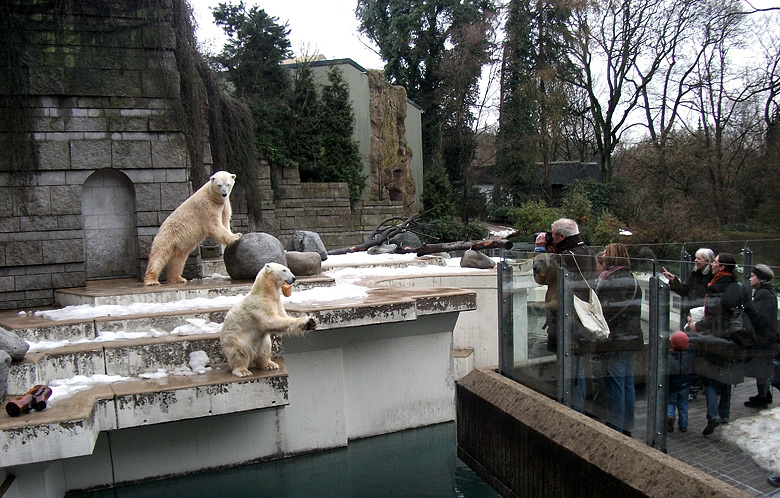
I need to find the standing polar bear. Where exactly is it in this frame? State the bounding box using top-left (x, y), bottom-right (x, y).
top-left (144, 171), bottom-right (242, 286)
top-left (221, 263), bottom-right (317, 377)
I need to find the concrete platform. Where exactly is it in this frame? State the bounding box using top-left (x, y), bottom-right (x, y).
top-left (1, 362), bottom-right (289, 466)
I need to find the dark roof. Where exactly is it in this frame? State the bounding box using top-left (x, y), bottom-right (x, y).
top-left (545, 162), bottom-right (601, 184)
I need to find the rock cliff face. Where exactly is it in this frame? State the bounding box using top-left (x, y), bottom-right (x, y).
top-left (368, 70), bottom-right (417, 214)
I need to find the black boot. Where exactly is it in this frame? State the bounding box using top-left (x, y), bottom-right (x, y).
top-left (744, 394), bottom-right (771, 408)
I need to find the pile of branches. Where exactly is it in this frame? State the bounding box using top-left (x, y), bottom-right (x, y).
top-left (327, 213), bottom-right (515, 256)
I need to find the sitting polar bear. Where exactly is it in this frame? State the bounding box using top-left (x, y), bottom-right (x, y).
top-left (221, 263), bottom-right (317, 377)
top-left (144, 171), bottom-right (242, 286)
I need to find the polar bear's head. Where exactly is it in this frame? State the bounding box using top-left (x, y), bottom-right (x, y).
top-left (210, 171), bottom-right (236, 198)
top-left (259, 262), bottom-right (296, 286)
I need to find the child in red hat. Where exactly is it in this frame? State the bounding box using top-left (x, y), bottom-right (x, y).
top-left (667, 331), bottom-right (693, 432)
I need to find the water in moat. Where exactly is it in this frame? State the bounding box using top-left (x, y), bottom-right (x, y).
top-left (69, 422), bottom-right (500, 498)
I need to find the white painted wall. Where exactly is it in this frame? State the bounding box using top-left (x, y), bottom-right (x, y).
top-left (7, 313), bottom-right (460, 495)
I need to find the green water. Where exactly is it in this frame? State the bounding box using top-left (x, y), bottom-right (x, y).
top-left (70, 422), bottom-right (500, 498)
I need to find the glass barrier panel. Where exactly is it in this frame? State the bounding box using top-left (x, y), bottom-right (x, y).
top-left (499, 243), bottom-right (778, 451)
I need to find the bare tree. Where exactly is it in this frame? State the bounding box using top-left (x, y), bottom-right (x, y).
top-left (564, 0), bottom-right (699, 182)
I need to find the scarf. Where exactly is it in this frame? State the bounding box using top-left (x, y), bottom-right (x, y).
top-left (598, 265), bottom-right (627, 281)
top-left (707, 269), bottom-right (733, 289)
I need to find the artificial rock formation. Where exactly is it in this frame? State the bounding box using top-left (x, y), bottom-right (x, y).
top-left (368, 70), bottom-right (417, 214)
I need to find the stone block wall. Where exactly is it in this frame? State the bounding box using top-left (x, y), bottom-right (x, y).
top-left (0, 0), bottom-right (192, 310)
top-left (0, 1), bottom-right (408, 311)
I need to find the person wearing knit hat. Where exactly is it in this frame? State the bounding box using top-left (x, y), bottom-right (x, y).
top-left (744, 263), bottom-right (778, 408)
top-left (667, 331), bottom-right (693, 433)
top-left (670, 331), bottom-right (689, 352)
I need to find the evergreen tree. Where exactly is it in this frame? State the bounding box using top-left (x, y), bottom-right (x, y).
top-left (318, 66), bottom-right (367, 205)
top-left (211, 1), bottom-right (293, 165)
top-left (287, 60), bottom-right (322, 177)
top-left (496, 0), bottom-right (573, 206)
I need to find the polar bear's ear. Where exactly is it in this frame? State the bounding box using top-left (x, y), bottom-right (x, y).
top-left (230, 174), bottom-right (236, 181)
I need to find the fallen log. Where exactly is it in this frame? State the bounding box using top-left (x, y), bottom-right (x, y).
top-left (405, 239), bottom-right (513, 256)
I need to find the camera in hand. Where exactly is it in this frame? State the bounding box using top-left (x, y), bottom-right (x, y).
top-left (534, 231), bottom-right (553, 246)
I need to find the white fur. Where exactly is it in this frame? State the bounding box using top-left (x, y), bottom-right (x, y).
top-left (220, 263), bottom-right (317, 377)
top-left (144, 171), bottom-right (241, 286)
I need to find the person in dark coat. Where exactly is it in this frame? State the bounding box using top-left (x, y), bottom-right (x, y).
top-left (533, 218), bottom-right (597, 413)
top-left (662, 248), bottom-right (715, 329)
top-left (594, 242), bottom-right (643, 435)
top-left (744, 264), bottom-right (778, 408)
top-left (690, 252), bottom-right (758, 435)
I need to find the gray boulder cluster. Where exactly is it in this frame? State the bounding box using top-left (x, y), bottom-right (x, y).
top-left (1, 327), bottom-right (30, 399)
top-left (222, 230), bottom-right (494, 280)
top-left (223, 230), bottom-right (328, 280)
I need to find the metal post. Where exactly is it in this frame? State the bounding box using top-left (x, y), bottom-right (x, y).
top-left (647, 275), bottom-right (671, 452)
top-left (678, 250), bottom-right (692, 331)
top-left (743, 247), bottom-right (754, 291)
top-left (498, 261), bottom-right (514, 378)
top-left (557, 268), bottom-right (574, 407)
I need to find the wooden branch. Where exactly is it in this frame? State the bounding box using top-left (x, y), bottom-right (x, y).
top-left (401, 239), bottom-right (513, 256)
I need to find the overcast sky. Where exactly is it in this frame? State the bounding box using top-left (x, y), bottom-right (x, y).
top-left (190, 0), bottom-right (386, 70)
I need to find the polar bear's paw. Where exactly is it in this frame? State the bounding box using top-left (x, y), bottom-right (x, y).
top-left (305, 317), bottom-right (317, 331)
top-left (228, 232), bottom-right (242, 244)
top-left (259, 360), bottom-right (280, 370)
top-left (171, 276), bottom-right (188, 284)
top-left (144, 279), bottom-right (161, 286)
top-left (231, 367), bottom-right (253, 377)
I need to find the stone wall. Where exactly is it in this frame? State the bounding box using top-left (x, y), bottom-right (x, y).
top-left (456, 369), bottom-right (750, 498)
top-left (0, 1), bottom-right (406, 310)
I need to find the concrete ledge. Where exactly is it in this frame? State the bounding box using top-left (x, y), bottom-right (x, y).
top-left (1, 362), bottom-right (288, 466)
top-left (456, 368), bottom-right (751, 498)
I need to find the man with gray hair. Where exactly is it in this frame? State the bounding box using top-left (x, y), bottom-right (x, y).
top-left (533, 218), bottom-right (598, 416)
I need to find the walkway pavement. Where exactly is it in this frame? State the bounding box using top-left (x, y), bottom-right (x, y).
top-left (633, 381), bottom-right (780, 497)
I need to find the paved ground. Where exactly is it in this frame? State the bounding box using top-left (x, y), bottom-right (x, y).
top-left (633, 381), bottom-right (780, 497)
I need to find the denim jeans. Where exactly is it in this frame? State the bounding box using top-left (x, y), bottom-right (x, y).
top-left (601, 350), bottom-right (636, 433)
top-left (668, 387), bottom-right (689, 428)
top-left (704, 379), bottom-right (731, 422)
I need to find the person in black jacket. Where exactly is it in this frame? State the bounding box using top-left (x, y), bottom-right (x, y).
top-left (662, 248), bottom-right (715, 329)
top-left (533, 218), bottom-right (597, 414)
top-left (690, 252), bottom-right (758, 435)
top-left (595, 242), bottom-right (643, 435)
top-left (744, 264), bottom-right (778, 408)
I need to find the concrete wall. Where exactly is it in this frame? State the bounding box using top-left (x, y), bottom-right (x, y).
top-left (1, 313), bottom-right (458, 495)
top-left (456, 369), bottom-right (751, 498)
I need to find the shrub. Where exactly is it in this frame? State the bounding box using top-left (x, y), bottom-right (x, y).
top-left (507, 201), bottom-right (563, 234)
top-left (561, 191), bottom-right (593, 228)
top-left (422, 216), bottom-right (488, 243)
top-left (590, 211), bottom-right (624, 246)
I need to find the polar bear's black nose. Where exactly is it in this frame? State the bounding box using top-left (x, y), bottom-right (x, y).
top-left (222, 193), bottom-right (227, 197)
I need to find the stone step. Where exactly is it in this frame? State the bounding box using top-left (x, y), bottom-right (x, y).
top-left (7, 332), bottom-right (243, 395)
top-left (53, 274), bottom-right (334, 307)
top-left (5, 285), bottom-right (477, 394)
top-left (1, 360), bottom-right (289, 467)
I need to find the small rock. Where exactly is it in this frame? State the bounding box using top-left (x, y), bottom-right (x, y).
top-left (0, 350), bottom-right (10, 399)
top-left (286, 230), bottom-right (328, 261)
top-left (460, 249), bottom-right (496, 269)
top-left (0, 327), bottom-right (30, 361)
top-left (367, 243), bottom-right (397, 255)
top-left (389, 232), bottom-right (422, 251)
top-left (286, 251), bottom-right (322, 276)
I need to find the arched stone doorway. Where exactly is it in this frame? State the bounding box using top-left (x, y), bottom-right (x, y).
top-left (82, 169), bottom-right (138, 279)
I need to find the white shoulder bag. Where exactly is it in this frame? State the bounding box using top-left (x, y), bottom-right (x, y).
top-left (569, 253), bottom-right (610, 342)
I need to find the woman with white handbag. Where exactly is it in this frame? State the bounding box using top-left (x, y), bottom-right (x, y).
top-left (594, 243), bottom-right (643, 436)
